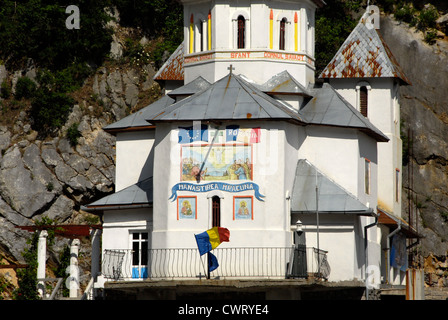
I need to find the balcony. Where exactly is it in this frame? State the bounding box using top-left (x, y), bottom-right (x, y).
top-left (101, 247), bottom-right (330, 282)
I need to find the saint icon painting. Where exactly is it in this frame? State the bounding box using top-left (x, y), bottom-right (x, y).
top-left (233, 196), bottom-right (253, 220)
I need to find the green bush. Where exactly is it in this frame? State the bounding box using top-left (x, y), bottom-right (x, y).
top-left (0, 80), bottom-right (11, 99)
top-left (30, 89), bottom-right (74, 137)
top-left (395, 3), bottom-right (417, 25)
top-left (15, 76), bottom-right (36, 100)
top-left (415, 5), bottom-right (439, 32)
top-left (0, 0), bottom-right (113, 71)
top-left (424, 29), bottom-right (438, 44)
top-left (66, 122), bottom-right (82, 146)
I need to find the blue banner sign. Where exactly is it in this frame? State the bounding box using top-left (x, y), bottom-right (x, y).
top-left (169, 182), bottom-right (265, 202)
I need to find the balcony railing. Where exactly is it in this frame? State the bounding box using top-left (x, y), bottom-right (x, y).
top-left (102, 247), bottom-right (330, 281)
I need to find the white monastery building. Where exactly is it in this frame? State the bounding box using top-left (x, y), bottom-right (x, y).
top-left (83, 0), bottom-right (420, 300)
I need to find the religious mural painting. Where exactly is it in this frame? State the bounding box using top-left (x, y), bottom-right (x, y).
top-left (233, 196), bottom-right (253, 220)
top-left (179, 124), bottom-right (260, 182)
top-left (181, 144), bottom-right (253, 181)
top-left (171, 125), bottom-right (265, 206)
top-left (177, 196), bottom-right (197, 220)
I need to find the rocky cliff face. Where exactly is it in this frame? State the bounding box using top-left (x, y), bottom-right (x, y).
top-left (380, 15), bottom-right (448, 257)
top-left (0, 57), bottom-right (161, 264)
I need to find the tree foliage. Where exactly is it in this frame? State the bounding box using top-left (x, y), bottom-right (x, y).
top-left (315, 0), bottom-right (361, 77)
top-left (0, 0), bottom-right (113, 70)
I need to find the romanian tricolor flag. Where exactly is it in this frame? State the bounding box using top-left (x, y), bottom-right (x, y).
top-left (194, 227), bottom-right (230, 256)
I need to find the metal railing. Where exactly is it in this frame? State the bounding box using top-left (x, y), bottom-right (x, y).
top-left (102, 247), bottom-right (329, 281)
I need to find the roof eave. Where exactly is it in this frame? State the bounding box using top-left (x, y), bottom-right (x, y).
top-left (81, 203), bottom-right (153, 213)
top-left (103, 125), bottom-right (156, 135)
top-left (292, 209), bottom-right (374, 216)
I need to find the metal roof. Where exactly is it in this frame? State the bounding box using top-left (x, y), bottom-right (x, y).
top-left (167, 76), bottom-right (211, 97)
top-left (146, 72), bottom-right (306, 124)
top-left (319, 17), bottom-right (410, 85)
top-left (291, 159), bottom-right (373, 215)
top-left (153, 42), bottom-right (184, 81)
top-left (257, 70), bottom-right (313, 96)
top-left (82, 177), bottom-right (153, 211)
top-left (103, 95), bottom-right (174, 133)
top-left (301, 83), bottom-right (389, 142)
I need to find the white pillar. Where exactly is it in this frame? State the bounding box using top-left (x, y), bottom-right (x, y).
top-left (69, 239), bottom-right (80, 298)
top-left (37, 230), bottom-right (48, 298)
top-left (91, 228), bottom-right (101, 281)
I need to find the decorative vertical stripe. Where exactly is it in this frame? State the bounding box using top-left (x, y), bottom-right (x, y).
top-left (269, 9), bottom-right (273, 49)
top-left (190, 13), bottom-right (194, 53)
top-left (294, 12), bottom-right (298, 51)
top-left (208, 10), bottom-right (212, 51)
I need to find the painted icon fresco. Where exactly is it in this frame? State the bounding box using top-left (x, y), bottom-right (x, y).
top-left (181, 144), bottom-right (253, 181)
top-left (233, 196), bottom-right (253, 220)
top-left (177, 196), bottom-right (197, 220)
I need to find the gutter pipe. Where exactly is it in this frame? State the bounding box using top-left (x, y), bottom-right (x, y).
top-left (364, 211), bottom-right (378, 300)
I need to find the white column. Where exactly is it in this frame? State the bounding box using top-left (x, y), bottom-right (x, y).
top-left (69, 239), bottom-right (80, 298)
top-left (90, 228), bottom-right (101, 282)
top-left (37, 230), bottom-right (48, 298)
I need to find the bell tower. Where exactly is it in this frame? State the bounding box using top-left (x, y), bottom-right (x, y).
top-left (320, 8), bottom-right (411, 220)
top-left (181, 0), bottom-right (325, 86)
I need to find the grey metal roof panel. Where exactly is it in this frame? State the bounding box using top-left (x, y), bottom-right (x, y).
top-left (291, 160), bottom-right (373, 215)
top-left (301, 83), bottom-right (388, 142)
top-left (84, 177), bottom-right (153, 210)
top-left (260, 71), bottom-right (313, 96)
top-left (104, 95), bottom-right (175, 132)
top-left (167, 76), bottom-right (211, 96)
top-left (146, 72), bottom-right (306, 123)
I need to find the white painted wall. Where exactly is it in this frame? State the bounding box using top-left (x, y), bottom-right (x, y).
top-left (102, 208), bottom-right (153, 250)
top-left (152, 121), bottom-right (295, 250)
top-left (329, 78), bottom-right (402, 218)
top-left (115, 130), bottom-right (155, 191)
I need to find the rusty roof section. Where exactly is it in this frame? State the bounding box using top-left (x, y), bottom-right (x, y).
top-left (319, 18), bottom-right (410, 85)
top-left (16, 224), bottom-right (102, 239)
top-left (154, 42), bottom-right (184, 81)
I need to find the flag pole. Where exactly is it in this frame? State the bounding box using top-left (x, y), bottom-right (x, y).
top-left (207, 252), bottom-right (211, 279)
top-left (316, 166), bottom-right (320, 279)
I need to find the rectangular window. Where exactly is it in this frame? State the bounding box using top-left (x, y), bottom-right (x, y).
top-left (365, 159), bottom-right (371, 195)
top-left (395, 169), bottom-right (400, 202)
top-left (131, 232), bottom-right (148, 279)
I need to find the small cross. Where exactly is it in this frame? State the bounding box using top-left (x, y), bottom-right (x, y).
top-left (228, 64), bottom-right (235, 74)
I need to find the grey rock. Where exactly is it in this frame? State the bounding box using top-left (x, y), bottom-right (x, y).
top-left (66, 153), bottom-right (91, 174)
top-left (0, 146), bottom-right (56, 218)
top-left (41, 147), bottom-right (63, 168)
top-left (45, 195), bottom-right (74, 222)
top-left (0, 65), bottom-right (7, 88)
top-left (124, 69), bottom-right (139, 107)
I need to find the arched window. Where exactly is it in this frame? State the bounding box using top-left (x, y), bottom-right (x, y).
top-left (237, 15), bottom-right (245, 49)
top-left (279, 18), bottom-right (287, 50)
top-left (360, 86), bottom-right (368, 117)
top-left (212, 196), bottom-right (221, 227)
top-left (198, 19), bottom-right (204, 52)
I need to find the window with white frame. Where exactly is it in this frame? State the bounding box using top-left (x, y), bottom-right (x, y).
top-left (131, 231), bottom-right (148, 279)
